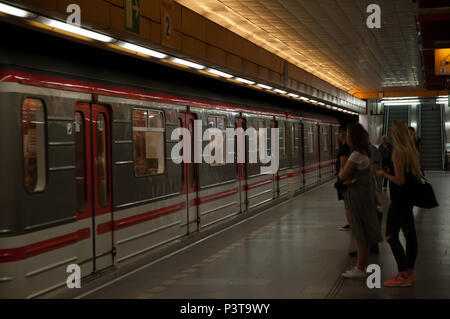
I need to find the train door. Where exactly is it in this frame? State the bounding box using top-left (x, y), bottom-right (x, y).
top-left (271, 120), bottom-right (281, 198)
top-left (74, 103), bottom-right (114, 274)
top-left (303, 122), bottom-right (319, 187)
top-left (235, 117), bottom-right (247, 212)
top-left (298, 122), bottom-right (305, 188)
top-left (178, 113), bottom-right (199, 233)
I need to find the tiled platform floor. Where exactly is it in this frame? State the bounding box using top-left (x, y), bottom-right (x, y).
top-left (82, 172), bottom-right (450, 299)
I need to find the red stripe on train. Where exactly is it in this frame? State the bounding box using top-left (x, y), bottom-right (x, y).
top-left (319, 162), bottom-right (335, 169)
top-left (0, 228), bottom-right (90, 263)
top-left (97, 202), bottom-right (186, 234)
top-left (302, 165), bottom-right (320, 173)
top-left (190, 188), bottom-right (238, 207)
top-left (276, 173), bottom-right (290, 181)
top-left (244, 178), bottom-right (273, 190)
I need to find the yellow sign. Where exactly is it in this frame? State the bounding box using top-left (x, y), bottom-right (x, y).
top-left (435, 49), bottom-right (450, 76)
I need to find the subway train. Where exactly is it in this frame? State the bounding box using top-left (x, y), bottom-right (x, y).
top-left (0, 22), bottom-right (348, 298)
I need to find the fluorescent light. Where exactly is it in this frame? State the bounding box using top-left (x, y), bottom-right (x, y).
top-left (318, 102), bottom-right (325, 106)
top-left (384, 100), bottom-right (420, 106)
top-left (0, 3), bottom-right (34, 18)
top-left (382, 96), bottom-right (419, 101)
top-left (300, 97), bottom-right (309, 101)
top-left (309, 100), bottom-right (318, 103)
top-left (38, 17), bottom-right (114, 43)
top-left (256, 83), bottom-right (272, 90)
top-left (274, 89), bottom-right (287, 94)
top-left (235, 77), bottom-right (255, 85)
top-left (206, 68), bottom-right (233, 78)
top-left (170, 57), bottom-right (204, 69)
top-left (288, 93), bottom-right (299, 98)
top-left (331, 106), bottom-right (338, 110)
top-left (117, 41), bottom-right (167, 58)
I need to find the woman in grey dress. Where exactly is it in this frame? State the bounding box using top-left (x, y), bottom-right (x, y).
top-left (339, 123), bottom-right (383, 278)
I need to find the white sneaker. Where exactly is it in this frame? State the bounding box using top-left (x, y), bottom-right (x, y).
top-left (341, 267), bottom-right (367, 278)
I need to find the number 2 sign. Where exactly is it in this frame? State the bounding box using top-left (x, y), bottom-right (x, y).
top-left (164, 11), bottom-right (172, 39)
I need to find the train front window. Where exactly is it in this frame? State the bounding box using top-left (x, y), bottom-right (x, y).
top-left (132, 108), bottom-right (165, 176)
top-left (22, 98), bottom-right (46, 193)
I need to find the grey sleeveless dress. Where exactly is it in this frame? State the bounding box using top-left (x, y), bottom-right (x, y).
top-left (343, 166), bottom-right (383, 244)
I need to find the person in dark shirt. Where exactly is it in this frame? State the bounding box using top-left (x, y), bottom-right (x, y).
top-left (408, 127), bottom-right (421, 153)
top-left (378, 135), bottom-right (393, 188)
top-left (335, 127), bottom-right (351, 231)
top-left (377, 122), bottom-right (422, 287)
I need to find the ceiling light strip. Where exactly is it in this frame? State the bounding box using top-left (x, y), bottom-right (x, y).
top-left (37, 17), bottom-right (114, 43)
top-left (0, 2), bottom-right (35, 18)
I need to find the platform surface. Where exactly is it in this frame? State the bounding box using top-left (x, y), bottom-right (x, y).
top-left (80, 172), bottom-right (450, 299)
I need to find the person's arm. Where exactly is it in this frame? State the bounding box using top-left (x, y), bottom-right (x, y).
top-left (339, 158), bottom-right (356, 184)
top-left (339, 155), bottom-right (348, 172)
top-left (378, 150), bottom-right (404, 186)
top-left (371, 162), bottom-right (379, 175)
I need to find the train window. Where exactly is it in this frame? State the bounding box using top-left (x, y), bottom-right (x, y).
top-left (22, 98), bottom-right (46, 193)
top-left (178, 118), bottom-right (185, 184)
top-left (97, 113), bottom-right (108, 208)
top-left (279, 122), bottom-right (286, 157)
top-left (132, 108), bottom-right (165, 176)
top-left (75, 112), bottom-right (86, 211)
top-left (207, 116), bottom-right (226, 166)
top-left (254, 119), bottom-right (265, 130)
top-left (322, 128), bottom-right (329, 152)
top-left (189, 119), bottom-right (196, 186)
top-left (252, 119), bottom-right (266, 159)
top-left (293, 124), bottom-right (299, 155)
top-left (307, 125), bottom-right (314, 154)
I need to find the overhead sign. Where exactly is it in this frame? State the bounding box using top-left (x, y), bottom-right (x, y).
top-left (125, 0), bottom-right (140, 34)
top-left (435, 48), bottom-right (450, 76)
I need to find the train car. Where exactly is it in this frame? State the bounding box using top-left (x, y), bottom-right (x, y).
top-left (0, 22), bottom-right (344, 298)
top-left (275, 116), bottom-right (291, 199)
top-left (302, 120), bottom-right (320, 187)
top-left (331, 124), bottom-right (341, 175)
top-left (286, 116), bottom-right (304, 197)
top-left (319, 123), bottom-right (334, 179)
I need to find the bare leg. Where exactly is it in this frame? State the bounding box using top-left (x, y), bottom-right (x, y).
top-left (356, 243), bottom-right (369, 271)
top-left (345, 209), bottom-right (352, 228)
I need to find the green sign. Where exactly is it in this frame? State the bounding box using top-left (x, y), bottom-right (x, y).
top-left (125, 0), bottom-right (140, 34)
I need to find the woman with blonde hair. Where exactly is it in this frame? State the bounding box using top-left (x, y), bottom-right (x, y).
top-left (377, 121), bottom-right (422, 287)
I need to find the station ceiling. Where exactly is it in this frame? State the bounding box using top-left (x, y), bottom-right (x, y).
top-left (176, 0), bottom-right (426, 94)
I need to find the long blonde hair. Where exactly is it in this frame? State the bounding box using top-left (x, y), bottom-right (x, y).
top-left (391, 121), bottom-right (422, 180)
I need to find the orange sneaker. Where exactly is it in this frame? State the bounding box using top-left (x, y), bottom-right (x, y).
top-left (388, 272), bottom-right (415, 282)
top-left (384, 274), bottom-right (413, 287)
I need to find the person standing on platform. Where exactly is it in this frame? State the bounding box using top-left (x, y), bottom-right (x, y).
top-left (377, 121), bottom-right (421, 287)
top-left (335, 127), bottom-right (351, 232)
top-left (348, 143), bottom-right (383, 257)
top-left (408, 126), bottom-right (421, 153)
top-left (339, 124), bottom-right (382, 278)
top-left (378, 135), bottom-right (393, 189)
